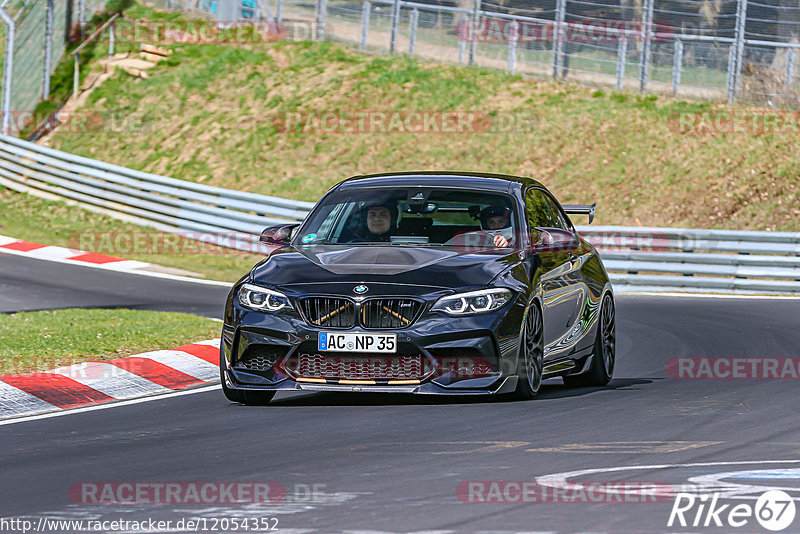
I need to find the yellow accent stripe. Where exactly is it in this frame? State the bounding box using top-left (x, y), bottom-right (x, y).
top-left (387, 379), bottom-right (421, 385)
top-left (296, 377), bottom-right (327, 383)
top-left (338, 379), bottom-right (376, 385)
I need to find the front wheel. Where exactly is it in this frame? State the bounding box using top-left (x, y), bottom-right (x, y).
top-left (512, 303), bottom-right (544, 401)
top-left (563, 293), bottom-right (615, 388)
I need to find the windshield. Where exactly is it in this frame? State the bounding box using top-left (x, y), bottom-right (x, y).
top-left (295, 187), bottom-right (519, 247)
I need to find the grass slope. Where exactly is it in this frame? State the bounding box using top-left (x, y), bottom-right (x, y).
top-left (40, 8), bottom-right (800, 231)
top-left (0, 185), bottom-right (262, 282)
top-left (0, 308), bottom-right (220, 374)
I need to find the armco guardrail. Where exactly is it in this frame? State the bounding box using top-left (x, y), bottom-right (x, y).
top-left (0, 135), bottom-right (314, 249)
top-left (581, 226), bottom-right (800, 295)
top-left (1, 135), bottom-right (799, 295)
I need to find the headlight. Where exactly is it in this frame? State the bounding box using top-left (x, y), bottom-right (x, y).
top-left (431, 288), bottom-right (512, 316)
top-left (238, 283), bottom-right (291, 312)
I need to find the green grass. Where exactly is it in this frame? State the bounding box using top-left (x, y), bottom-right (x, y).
top-left (32, 6), bottom-right (800, 232)
top-left (0, 185), bottom-right (264, 282)
top-left (0, 308), bottom-right (221, 374)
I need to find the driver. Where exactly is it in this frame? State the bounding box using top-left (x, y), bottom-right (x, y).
top-left (360, 200), bottom-right (398, 242)
top-left (480, 205), bottom-right (514, 248)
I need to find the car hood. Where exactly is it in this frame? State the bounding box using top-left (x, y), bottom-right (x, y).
top-left (250, 245), bottom-right (523, 291)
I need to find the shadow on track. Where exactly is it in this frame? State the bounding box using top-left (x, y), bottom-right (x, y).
top-left (244, 378), bottom-right (656, 407)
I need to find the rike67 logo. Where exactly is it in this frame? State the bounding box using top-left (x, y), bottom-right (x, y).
top-left (668, 490), bottom-right (796, 531)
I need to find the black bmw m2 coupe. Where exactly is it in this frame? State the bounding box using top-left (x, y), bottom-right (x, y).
top-left (220, 172), bottom-right (614, 404)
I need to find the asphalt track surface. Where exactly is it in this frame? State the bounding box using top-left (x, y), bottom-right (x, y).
top-left (2, 253), bottom-right (800, 533)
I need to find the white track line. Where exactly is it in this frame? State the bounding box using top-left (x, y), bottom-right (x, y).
top-left (0, 384), bottom-right (222, 426)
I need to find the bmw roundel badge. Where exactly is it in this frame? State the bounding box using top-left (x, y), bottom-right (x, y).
top-left (353, 285), bottom-right (368, 294)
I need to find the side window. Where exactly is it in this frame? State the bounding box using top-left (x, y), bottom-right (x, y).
top-left (541, 193), bottom-right (572, 232)
top-left (525, 189), bottom-right (557, 229)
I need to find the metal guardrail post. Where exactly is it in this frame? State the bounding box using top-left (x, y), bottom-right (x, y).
top-left (729, 0), bottom-right (747, 104)
top-left (507, 20), bottom-right (518, 74)
top-left (552, 0), bottom-right (565, 78)
top-left (638, 0), bottom-right (654, 93)
top-left (389, 0), bottom-right (400, 53)
top-left (315, 0), bottom-right (327, 41)
top-left (672, 38), bottom-right (683, 96)
top-left (615, 34), bottom-right (627, 90)
top-left (408, 7), bottom-right (418, 54)
top-left (0, 6), bottom-right (13, 135)
top-left (360, 1), bottom-right (370, 51)
top-left (458, 15), bottom-right (468, 63)
top-left (785, 48), bottom-right (795, 91)
top-left (468, 0), bottom-right (480, 66)
top-left (43, 0), bottom-right (54, 99)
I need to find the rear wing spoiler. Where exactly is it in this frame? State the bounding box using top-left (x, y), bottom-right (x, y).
top-left (563, 203), bottom-right (596, 224)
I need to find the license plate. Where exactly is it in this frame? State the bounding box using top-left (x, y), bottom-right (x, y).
top-left (318, 332), bottom-right (397, 353)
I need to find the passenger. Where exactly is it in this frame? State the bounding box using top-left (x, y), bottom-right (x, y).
top-left (480, 205), bottom-right (514, 248)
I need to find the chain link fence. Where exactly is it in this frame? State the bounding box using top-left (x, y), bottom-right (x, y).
top-left (277, 0), bottom-right (800, 105)
top-left (2, 0), bottom-right (797, 136)
top-left (0, 0), bottom-right (113, 134)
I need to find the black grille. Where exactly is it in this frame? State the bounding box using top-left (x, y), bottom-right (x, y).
top-left (302, 298), bottom-right (357, 328)
top-left (286, 353), bottom-right (432, 381)
top-left (235, 345), bottom-right (286, 371)
top-left (302, 298), bottom-right (422, 329)
top-left (360, 298), bottom-right (422, 329)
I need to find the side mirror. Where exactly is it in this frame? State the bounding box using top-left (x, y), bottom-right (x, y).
top-left (531, 228), bottom-right (579, 253)
top-left (259, 224), bottom-right (299, 246)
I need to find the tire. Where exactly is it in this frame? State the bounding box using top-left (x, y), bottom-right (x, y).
top-left (563, 293), bottom-right (615, 388)
top-left (220, 353), bottom-right (276, 405)
top-left (512, 302), bottom-right (544, 401)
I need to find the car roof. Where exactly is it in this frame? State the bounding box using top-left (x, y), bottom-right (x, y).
top-left (336, 171), bottom-right (544, 193)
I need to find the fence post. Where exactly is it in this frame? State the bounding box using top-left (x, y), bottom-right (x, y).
top-left (729, 0), bottom-right (747, 104)
top-left (725, 44), bottom-right (736, 99)
top-left (78, 0), bottom-right (86, 37)
top-left (458, 15), bottom-right (468, 63)
top-left (408, 7), bottom-right (418, 54)
top-left (552, 0), bottom-right (566, 78)
top-left (315, 0), bottom-right (327, 41)
top-left (389, 0), bottom-right (400, 53)
top-left (109, 20), bottom-right (115, 59)
top-left (786, 48), bottom-right (796, 91)
top-left (0, 6), bottom-right (13, 135)
top-left (43, 0), bottom-right (54, 99)
top-left (638, 0), bottom-right (654, 93)
top-left (672, 38), bottom-right (683, 96)
top-left (616, 33), bottom-right (627, 90)
top-left (73, 53), bottom-right (80, 99)
top-left (507, 19), bottom-right (518, 74)
top-left (360, 1), bottom-right (370, 51)
top-left (468, 0), bottom-right (480, 66)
